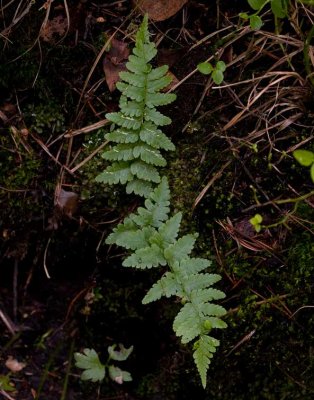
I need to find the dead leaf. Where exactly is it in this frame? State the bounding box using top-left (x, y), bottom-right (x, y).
top-left (163, 71), bottom-right (179, 91)
top-left (103, 38), bottom-right (130, 92)
top-left (133, 0), bottom-right (188, 21)
top-left (40, 15), bottom-right (67, 43)
top-left (55, 188), bottom-right (79, 217)
top-left (5, 356), bottom-right (26, 372)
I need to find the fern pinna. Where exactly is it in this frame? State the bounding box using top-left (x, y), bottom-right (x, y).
top-left (96, 15), bottom-right (176, 197)
top-left (97, 16), bottom-right (227, 388)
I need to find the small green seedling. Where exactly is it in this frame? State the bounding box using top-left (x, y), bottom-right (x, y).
top-left (293, 149), bottom-right (314, 183)
top-left (240, 0), bottom-right (289, 30)
top-left (74, 344), bottom-right (133, 384)
top-left (197, 60), bottom-right (226, 84)
top-left (249, 214), bottom-right (263, 232)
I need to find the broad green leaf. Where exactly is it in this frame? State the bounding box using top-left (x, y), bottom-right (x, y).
top-left (293, 149), bottom-right (314, 166)
top-left (212, 69), bottom-right (224, 84)
top-left (216, 61), bottom-right (226, 72)
top-left (197, 62), bottom-right (213, 75)
top-left (271, 0), bottom-right (288, 18)
top-left (108, 365), bottom-right (132, 383)
top-left (239, 12), bottom-right (249, 19)
top-left (248, 0), bottom-right (266, 10)
top-left (250, 15), bottom-right (263, 30)
top-left (108, 344), bottom-right (133, 361)
top-left (74, 349), bottom-right (106, 382)
top-left (311, 163), bottom-right (314, 183)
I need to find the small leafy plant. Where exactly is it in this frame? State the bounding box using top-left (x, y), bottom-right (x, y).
top-left (293, 149), bottom-right (314, 183)
top-left (240, 0), bottom-right (289, 30)
top-left (249, 213), bottom-right (263, 232)
top-left (74, 344), bottom-right (133, 384)
top-left (96, 15), bottom-right (227, 388)
top-left (197, 60), bottom-right (226, 85)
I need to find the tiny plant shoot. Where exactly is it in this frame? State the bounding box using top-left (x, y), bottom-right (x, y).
top-left (96, 15), bottom-right (227, 388)
top-left (293, 149), bottom-right (314, 183)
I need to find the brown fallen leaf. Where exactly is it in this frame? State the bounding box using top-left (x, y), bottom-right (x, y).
top-left (103, 38), bottom-right (130, 92)
top-left (133, 0), bottom-right (188, 21)
top-left (40, 15), bottom-right (67, 43)
top-left (55, 188), bottom-right (79, 217)
top-left (5, 356), bottom-right (26, 372)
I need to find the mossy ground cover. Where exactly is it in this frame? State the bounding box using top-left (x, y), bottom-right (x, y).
top-left (0, 1), bottom-right (313, 399)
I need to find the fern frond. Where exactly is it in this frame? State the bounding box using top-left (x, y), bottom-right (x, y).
top-left (97, 16), bottom-right (227, 389)
top-left (96, 16), bottom-right (176, 196)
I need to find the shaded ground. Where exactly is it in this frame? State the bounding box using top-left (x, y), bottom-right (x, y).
top-left (0, 1), bottom-right (314, 399)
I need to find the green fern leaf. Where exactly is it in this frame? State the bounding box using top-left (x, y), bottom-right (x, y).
top-left (178, 258), bottom-right (212, 274)
top-left (140, 122), bottom-right (175, 151)
top-left (95, 162), bottom-right (133, 185)
top-left (126, 179), bottom-right (152, 197)
top-left (146, 92), bottom-right (177, 107)
top-left (158, 212), bottom-right (182, 245)
top-left (173, 302), bottom-right (203, 343)
top-left (126, 55), bottom-right (151, 74)
top-left (133, 42), bottom-right (157, 62)
top-left (119, 97), bottom-right (143, 117)
top-left (102, 144), bottom-right (134, 161)
top-left (144, 108), bottom-right (172, 126)
top-left (193, 335), bottom-right (220, 388)
top-left (130, 161), bottom-right (160, 183)
top-left (135, 13), bottom-right (149, 41)
top-left (183, 273), bottom-right (222, 292)
top-left (106, 111), bottom-right (141, 130)
top-left (142, 271), bottom-right (180, 303)
top-left (191, 288), bottom-right (226, 303)
top-left (119, 71), bottom-right (146, 88)
top-left (123, 243), bottom-right (166, 268)
top-left (133, 144), bottom-right (167, 166)
top-left (199, 303), bottom-right (227, 318)
top-left (116, 81), bottom-right (146, 102)
top-left (106, 225), bottom-right (154, 251)
top-left (105, 128), bottom-right (139, 144)
top-left (164, 234), bottom-right (197, 264)
top-left (148, 65), bottom-right (169, 81)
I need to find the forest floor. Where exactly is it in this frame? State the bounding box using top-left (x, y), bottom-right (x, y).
top-left (0, 1), bottom-right (314, 399)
